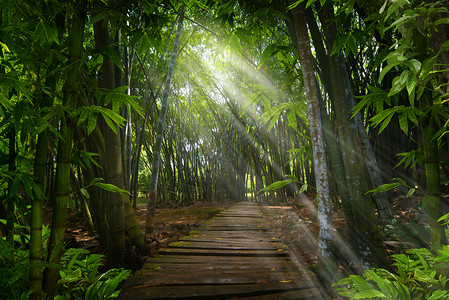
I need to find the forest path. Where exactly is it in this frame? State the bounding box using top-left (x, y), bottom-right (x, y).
top-left (119, 201), bottom-right (325, 299)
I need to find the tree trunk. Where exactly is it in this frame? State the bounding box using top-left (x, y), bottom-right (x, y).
top-left (292, 2), bottom-right (334, 282)
top-left (93, 17), bottom-right (126, 268)
top-left (421, 93), bottom-right (446, 246)
top-left (43, 4), bottom-right (85, 297)
top-left (318, 2), bottom-right (388, 269)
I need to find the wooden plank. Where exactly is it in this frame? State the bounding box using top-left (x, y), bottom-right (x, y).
top-left (119, 283), bottom-right (318, 299)
top-left (180, 236), bottom-right (281, 243)
top-left (158, 247), bottom-right (290, 257)
top-left (149, 255), bottom-right (294, 265)
top-left (119, 202), bottom-right (320, 299)
top-left (124, 271), bottom-right (301, 288)
top-left (140, 263), bottom-right (300, 274)
top-left (237, 289), bottom-right (326, 299)
top-left (172, 240), bottom-right (285, 249)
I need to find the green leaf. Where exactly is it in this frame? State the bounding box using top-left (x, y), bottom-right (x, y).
top-left (259, 44), bottom-right (278, 68)
top-left (347, 34), bottom-right (357, 56)
top-left (406, 188), bottom-right (416, 198)
top-left (286, 108), bottom-right (297, 130)
top-left (406, 72), bottom-right (417, 106)
top-left (437, 213), bottom-right (449, 223)
top-left (80, 188), bottom-right (89, 199)
top-left (420, 55), bottom-right (438, 80)
top-left (406, 59), bottom-right (421, 75)
top-left (388, 76), bottom-right (405, 97)
top-left (87, 109), bottom-right (98, 135)
top-left (393, 178), bottom-right (407, 185)
top-left (94, 182), bottom-right (130, 195)
top-left (287, 0), bottom-right (305, 10)
top-left (378, 111), bottom-right (394, 133)
top-left (229, 33), bottom-right (242, 54)
top-left (34, 20), bottom-right (59, 46)
top-left (379, 61), bottom-right (401, 82)
top-left (379, 0), bottom-right (388, 14)
top-left (398, 110), bottom-right (408, 134)
top-left (103, 47), bottom-right (124, 73)
top-left (353, 289), bottom-right (386, 298)
top-left (366, 182), bottom-right (401, 195)
top-left (0, 41), bottom-right (10, 53)
top-left (259, 179), bottom-right (293, 193)
top-left (267, 110), bottom-right (281, 131)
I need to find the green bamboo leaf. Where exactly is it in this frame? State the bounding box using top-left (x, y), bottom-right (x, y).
top-left (378, 111), bottom-right (394, 133)
top-left (347, 34), bottom-right (357, 56)
top-left (398, 110), bottom-right (408, 134)
top-left (406, 73), bottom-right (417, 106)
top-left (406, 59), bottom-right (421, 75)
top-left (259, 44), bottom-right (278, 68)
top-left (305, 0), bottom-right (316, 9)
top-left (113, 85), bottom-right (128, 93)
top-left (260, 179), bottom-right (293, 192)
top-left (286, 108), bottom-right (297, 130)
top-left (406, 188), bottom-right (416, 198)
top-left (393, 178), bottom-right (407, 185)
top-left (101, 112), bottom-right (118, 134)
top-left (229, 33), bottom-right (242, 54)
top-left (388, 76), bottom-right (405, 97)
top-left (287, 0), bottom-right (305, 10)
top-left (366, 182), bottom-right (401, 195)
top-left (364, 270), bottom-right (392, 298)
top-left (267, 110), bottom-right (281, 131)
top-left (103, 47), bottom-right (124, 73)
top-left (87, 109), bottom-right (98, 135)
top-left (379, 61), bottom-right (401, 82)
top-left (286, 174), bottom-right (299, 181)
top-left (80, 188), bottom-right (89, 199)
top-left (0, 41), bottom-right (10, 52)
top-left (34, 20), bottom-right (59, 46)
top-left (94, 182), bottom-right (130, 195)
top-left (299, 184), bottom-right (308, 194)
top-left (420, 55), bottom-right (438, 80)
top-left (379, 0), bottom-right (388, 14)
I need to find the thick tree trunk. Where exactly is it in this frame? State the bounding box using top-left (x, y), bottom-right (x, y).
top-left (146, 6), bottom-right (185, 233)
top-left (339, 58), bottom-right (393, 225)
top-left (93, 18), bottom-right (126, 268)
top-left (292, 2), bottom-right (334, 282)
top-left (43, 5), bottom-right (85, 298)
top-left (421, 94), bottom-right (446, 246)
top-left (318, 2), bottom-right (388, 270)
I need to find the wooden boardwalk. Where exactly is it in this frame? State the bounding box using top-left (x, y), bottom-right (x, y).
top-left (119, 202), bottom-right (325, 299)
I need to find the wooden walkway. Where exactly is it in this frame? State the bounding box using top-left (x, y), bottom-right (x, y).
top-left (119, 202), bottom-right (325, 299)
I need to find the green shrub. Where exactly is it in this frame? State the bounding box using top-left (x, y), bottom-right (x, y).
top-left (56, 248), bottom-right (131, 300)
top-left (0, 238), bottom-right (31, 299)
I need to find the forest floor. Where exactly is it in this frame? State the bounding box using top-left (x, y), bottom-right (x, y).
top-left (58, 192), bottom-right (429, 277)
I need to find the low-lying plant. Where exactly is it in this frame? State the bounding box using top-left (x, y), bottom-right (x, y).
top-left (333, 214), bottom-right (449, 299)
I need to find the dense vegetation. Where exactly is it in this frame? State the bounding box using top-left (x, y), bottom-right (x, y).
top-left (1, 0), bottom-right (449, 298)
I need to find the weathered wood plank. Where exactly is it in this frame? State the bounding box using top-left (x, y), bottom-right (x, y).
top-left (124, 271), bottom-right (302, 287)
top-left (158, 247), bottom-right (290, 257)
top-left (119, 202), bottom-right (321, 299)
top-left (119, 283), bottom-right (320, 299)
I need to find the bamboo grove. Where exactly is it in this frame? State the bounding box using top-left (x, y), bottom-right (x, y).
top-left (1, 0), bottom-right (449, 298)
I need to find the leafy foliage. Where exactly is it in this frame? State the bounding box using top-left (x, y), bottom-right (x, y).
top-left (333, 245), bottom-right (449, 299)
top-left (0, 238), bottom-right (31, 299)
top-left (56, 248), bottom-right (131, 300)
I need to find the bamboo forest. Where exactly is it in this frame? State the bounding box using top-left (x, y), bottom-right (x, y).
top-left (2, 0), bottom-right (449, 299)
